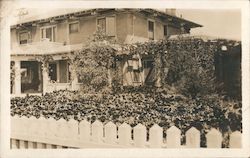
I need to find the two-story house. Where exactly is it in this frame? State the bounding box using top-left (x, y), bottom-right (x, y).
top-left (10, 8), bottom-right (202, 96)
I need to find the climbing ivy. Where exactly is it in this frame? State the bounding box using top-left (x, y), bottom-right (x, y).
top-left (71, 27), bottom-right (117, 93)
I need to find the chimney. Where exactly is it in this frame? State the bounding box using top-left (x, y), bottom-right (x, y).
top-left (165, 9), bottom-right (176, 16)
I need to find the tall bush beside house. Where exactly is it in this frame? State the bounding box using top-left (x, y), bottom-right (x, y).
top-left (71, 27), bottom-right (117, 93)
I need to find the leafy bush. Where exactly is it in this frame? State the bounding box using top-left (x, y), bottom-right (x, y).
top-left (11, 90), bottom-right (241, 147)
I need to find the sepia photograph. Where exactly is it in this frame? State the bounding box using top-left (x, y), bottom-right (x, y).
top-left (0, 0), bottom-right (250, 158)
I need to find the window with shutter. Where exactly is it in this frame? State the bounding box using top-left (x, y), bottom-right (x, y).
top-left (106, 17), bottom-right (116, 36)
top-left (97, 18), bottom-right (106, 32)
top-left (97, 17), bottom-right (116, 37)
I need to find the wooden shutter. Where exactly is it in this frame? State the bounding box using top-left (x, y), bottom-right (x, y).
top-left (106, 17), bottom-right (116, 36)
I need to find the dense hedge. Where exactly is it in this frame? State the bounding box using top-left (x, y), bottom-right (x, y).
top-left (11, 89), bottom-right (241, 147)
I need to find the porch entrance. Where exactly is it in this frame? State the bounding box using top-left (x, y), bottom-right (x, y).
top-left (21, 61), bottom-right (43, 93)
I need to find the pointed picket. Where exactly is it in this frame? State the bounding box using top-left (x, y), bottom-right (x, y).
top-left (56, 118), bottom-right (67, 138)
top-left (47, 117), bottom-right (57, 138)
top-left (185, 127), bottom-right (200, 148)
top-left (91, 120), bottom-right (104, 143)
top-left (28, 116), bottom-right (39, 137)
top-left (67, 119), bottom-right (79, 140)
top-left (118, 123), bottom-right (132, 146)
top-left (79, 119), bottom-right (91, 141)
top-left (104, 121), bottom-right (117, 144)
top-left (229, 131), bottom-right (242, 148)
top-left (134, 123), bottom-right (147, 147)
top-left (149, 124), bottom-right (163, 148)
top-left (37, 117), bottom-right (47, 137)
top-left (166, 126), bottom-right (181, 148)
top-left (206, 128), bottom-right (222, 148)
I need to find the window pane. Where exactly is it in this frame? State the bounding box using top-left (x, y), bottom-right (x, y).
top-left (97, 18), bottom-right (106, 32)
top-left (148, 21), bottom-right (154, 32)
top-left (52, 27), bottom-right (56, 42)
top-left (41, 29), bottom-right (45, 39)
top-left (69, 23), bottom-right (79, 33)
top-left (46, 28), bottom-right (52, 41)
top-left (133, 70), bottom-right (141, 82)
top-left (19, 32), bottom-right (28, 44)
top-left (148, 21), bottom-right (154, 40)
top-left (106, 17), bottom-right (115, 36)
top-left (49, 63), bottom-right (57, 81)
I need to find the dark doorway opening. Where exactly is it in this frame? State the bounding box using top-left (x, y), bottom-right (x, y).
top-left (21, 61), bottom-right (43, 93)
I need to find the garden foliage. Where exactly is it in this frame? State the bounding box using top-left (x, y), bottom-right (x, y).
top-left (11, 89), bottom-right (241, 147)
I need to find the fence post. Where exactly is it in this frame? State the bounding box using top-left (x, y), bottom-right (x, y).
top-left (11, 115), bottom-right (21, 135)
top-left (91, 120), bottom-right (103, 143)
top-left (79, 120), bottom-right (91, 141)
top-left (134, 123), bottom-right (147, 147)
top-left (56, 118), bottom-right (67, 138)
top-left (20, 116), bottom-right (29, 135)
top-left (37, 117), bottom-right (47, 138)
top-left (167, 126), bottom-right (181, 148)
top-left (229, 131), bottom-right (242, 148)
top-left (206, 128), bottom-right (222, 148)
top-left (67, 118), bottom-right (79, 140)
top-left (185, 127), bottom-right (200, 148)
top-left (47, 117), bottom-right (57, 138)
top-left (118, 123), bottom-right (132, 146)
top-left (104, 121), bottom-right (117, 144)
top-left (28, 116), bottom-right (39, 138)
top-left (149, 124), bottom-right (163, 148)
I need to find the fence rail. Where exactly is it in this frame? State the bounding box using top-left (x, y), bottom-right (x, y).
top-left (11, 116), bottom-right (242, 149)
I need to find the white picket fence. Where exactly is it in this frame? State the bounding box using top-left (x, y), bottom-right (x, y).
top-left (11, 116), bottom-right (242, 149)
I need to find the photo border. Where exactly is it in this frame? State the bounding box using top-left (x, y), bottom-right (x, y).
top-left (1, 0), bottom-right (249, 158)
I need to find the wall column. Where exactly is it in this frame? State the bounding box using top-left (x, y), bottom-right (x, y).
top-left (42, 64), bottom-right (49, 94)
top-left (71, 66), bottom-right (78, 91)
top-left (14, 60), bottom-right (21, 96)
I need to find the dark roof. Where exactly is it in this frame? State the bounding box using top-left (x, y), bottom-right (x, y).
top-left (11, 8), bottom-right (202, 29)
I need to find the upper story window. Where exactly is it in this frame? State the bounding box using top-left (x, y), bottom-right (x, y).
top-left (148, 20), bottom-right (154, 40)
top-left (97, 18), bottom-right (106, 32)
top-left (69, 22), bottom-right (79, 34)
top-left (164, 25), bottom-right (168, 37)
top-left (41, 26), bottom-right (56, 42)
top-left (97, 17), bottom-right (116, 36)
top-left (19, 31), bottom-right (30, 45)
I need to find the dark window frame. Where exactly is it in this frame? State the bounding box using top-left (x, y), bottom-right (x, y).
top-left (69, 22), bottom-right (79, 34)
top-left (148, 20), bottom-right (154, 40)
top-left (19, 31), bottom-right (30, 45)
